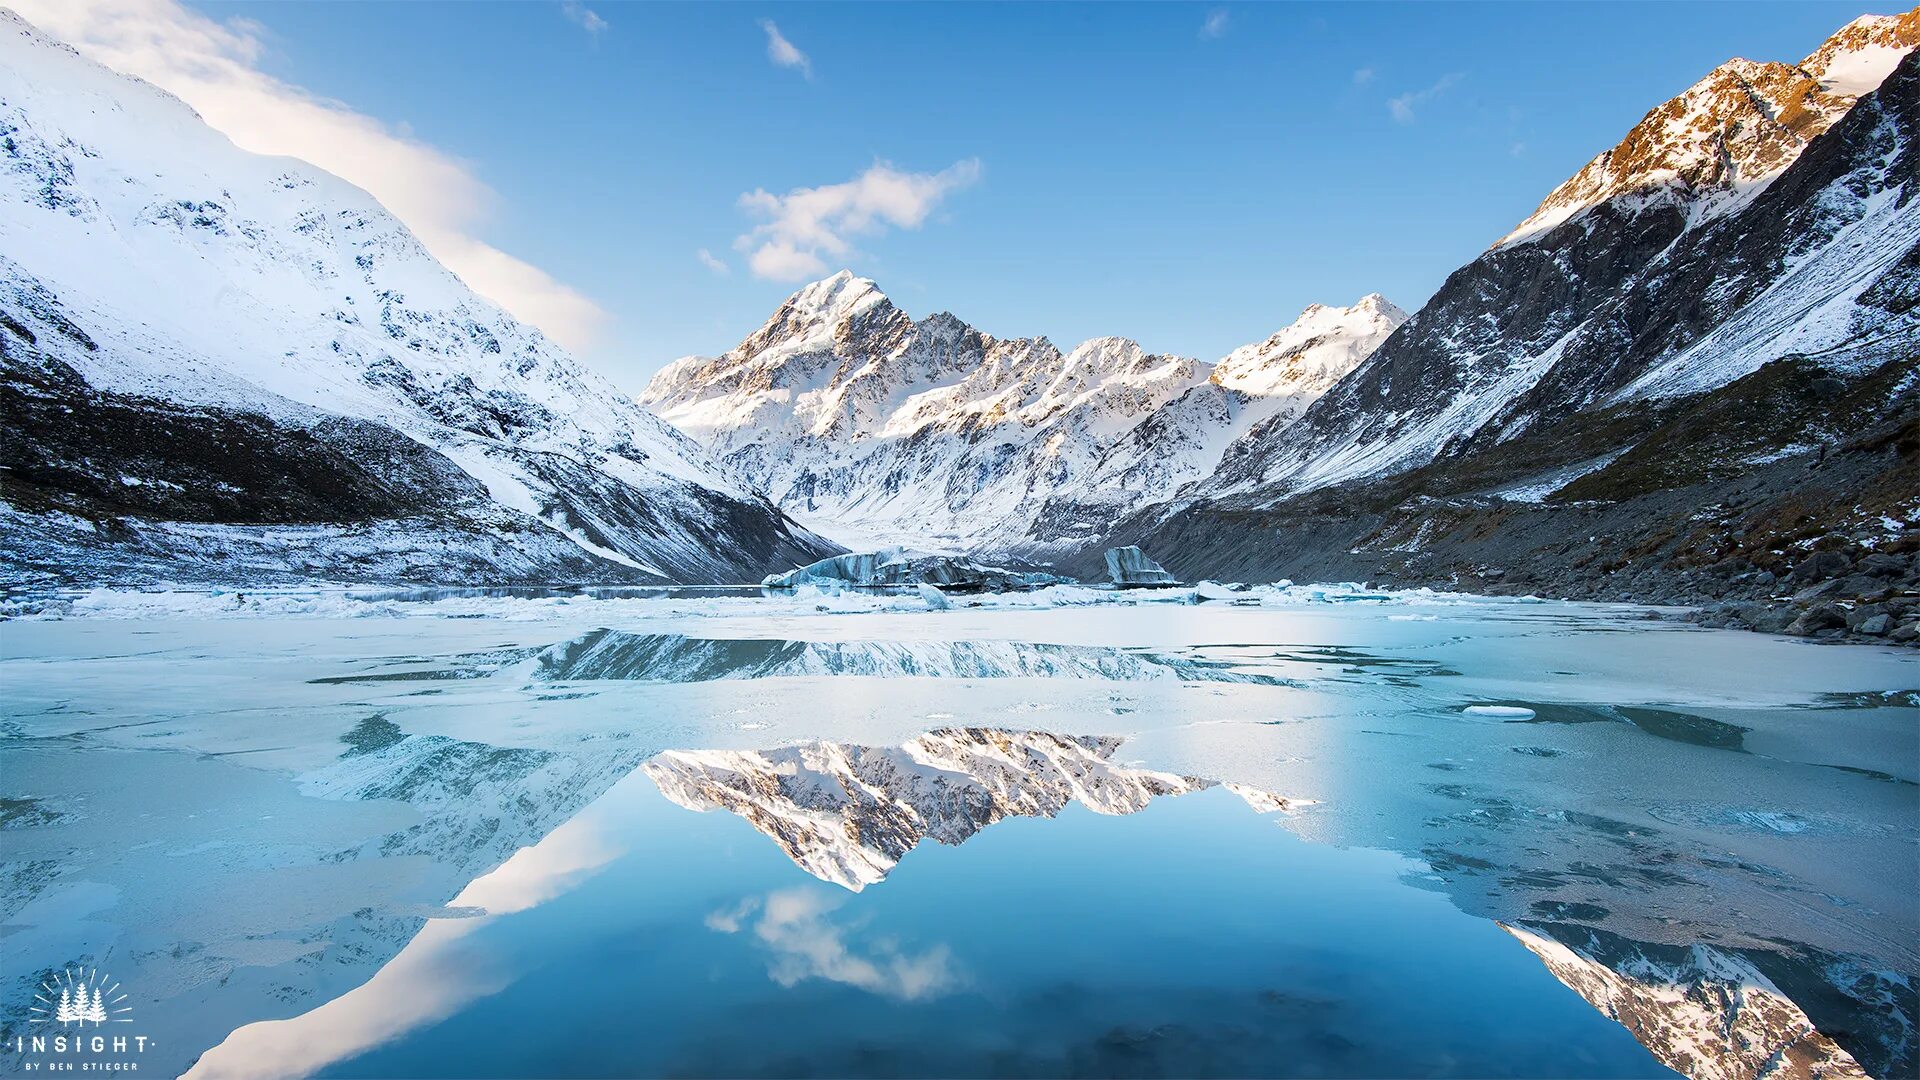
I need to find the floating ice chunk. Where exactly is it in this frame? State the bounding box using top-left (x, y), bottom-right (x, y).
top-left (1104, 546), bottom-right (1179, 587)
top-left (1463, 705), bottom-right (1538, 719)
top-left (1187, 581), bottom-right (1256, 604)
top-left (918, 584), bottom-right (951, 611)
top-left (762, 549), bottom-right (907, 588)
top-left (764, 548), bottom-right (1068, 591)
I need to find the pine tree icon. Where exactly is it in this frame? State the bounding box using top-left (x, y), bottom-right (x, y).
top-left (54, 985), bottom-right (75, 1024)
top-left (85, 985), bottom-right (107, 1024)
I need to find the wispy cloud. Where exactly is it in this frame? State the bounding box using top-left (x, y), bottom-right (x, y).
top-left (759, 19), bottom-right (812, 80)
top-left (1199, 9), bottom-right (1229, 39)
top-left (1388, 72), bottom-right (1462, 124)
top-left (1352, 65), bottom-right (1376, 86)
top-left (560, 1), bottom-right (608, 37)
top-left (696, 248), bottom-right (730, 275)
top-left (710, 890), bottom-right (960, 1001)
top-left (734, 158), bottom-right (982, 281)
top-left (13, 0), bottom-right (609, 350)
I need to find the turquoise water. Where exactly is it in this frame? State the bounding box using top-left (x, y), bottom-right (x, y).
top-left (2, 595), bottom-right (1913, 1078)
top-left (306, 780), bottom-right (1669, 1079)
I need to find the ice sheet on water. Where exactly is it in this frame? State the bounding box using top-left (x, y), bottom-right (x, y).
top-left (5, 579), bottom-right (1505, 622)
top-left (4, 597), bottom-right (1917, 1079)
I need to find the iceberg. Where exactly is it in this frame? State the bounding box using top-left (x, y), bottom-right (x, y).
top-left (1104, 545), bottom-right (1180, 587)
top-left (761, 547), bottom-right (1071, 592)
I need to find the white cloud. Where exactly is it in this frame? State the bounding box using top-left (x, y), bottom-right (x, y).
top-left (734, 158), bottom-right (981, 282)
top-left (560, 2), bottom-right (608, 36)
top-left (709, 890), bottom-right (960, 1001)
top-left (1352, 66), bottom-right (1376, 86)
top-left (759, 19), bottom-right (812, 79)
top-left (1388, 72), bottom-right (1462, 124)
top-left (704, 897), bottom-right (756, 932)
top-left (1199, 9), bottom-right (1229, 39)
top-left (696, 248), bottom-right (730, 275)
top-left (11, 0), bottom-right (610, 350)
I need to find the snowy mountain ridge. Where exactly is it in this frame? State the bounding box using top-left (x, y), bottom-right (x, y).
top-left (1094, 25), bottom-right (1920, 633)
top-left (1498, 11), bottom-right (1920, 246)
top-left (0, 9), bottom-right (832, 584)
top-left (1189, 12), bottom-right (1920, 505)
top-left (642, 274), bottom-right (1403, 553)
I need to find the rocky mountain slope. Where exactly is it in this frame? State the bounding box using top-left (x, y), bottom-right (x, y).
top-left (642, 273), bottom-right (1402, 556)
top-left (1197, 10), bottom-right (1918, 501)
top-left (0, 11), bottom-right (833, 586)
top-left (1092, 13), bottom-right (1920, 642)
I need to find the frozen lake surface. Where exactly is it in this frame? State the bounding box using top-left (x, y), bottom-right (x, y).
top-left (2, 586), bottom-right (1915, 1078)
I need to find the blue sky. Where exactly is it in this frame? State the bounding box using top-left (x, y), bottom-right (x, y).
top-left (191, 0), bottom-right (1878, 391)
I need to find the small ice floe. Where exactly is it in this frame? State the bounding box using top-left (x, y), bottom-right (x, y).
top-left (1186, 581), bottom-right (1255, 604)
top-left (1463, 704), bottom-right (1537, 719)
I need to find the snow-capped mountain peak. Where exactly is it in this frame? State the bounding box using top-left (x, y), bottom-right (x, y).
top-left (771, 269), bottom-right (891, 336)
top-left (1498, 10), bottom-right (1920, 247)
top-left (1806, 12), bottom-right (1920, 93)
top-left (1138, 18), bottom-right (1920, 595)
top-left (1212, 294), bottom-right (1408, 397)
top-left (642, 275), bottom-right (1402, 553)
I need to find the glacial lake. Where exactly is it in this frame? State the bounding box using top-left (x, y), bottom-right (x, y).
top-left (1, 585), bottom-right (1915, 1079)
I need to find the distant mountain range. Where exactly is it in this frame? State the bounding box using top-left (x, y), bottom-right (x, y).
top-left (2, 7), bottom-right (1916, 638)
top-left (642, 273), bottom-right (1403, 555)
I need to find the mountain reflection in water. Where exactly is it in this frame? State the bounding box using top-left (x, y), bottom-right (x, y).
top-left (644, 727), bottom-right (1913, 1080)
top-left (536, 629), bottom-right (1295, 684)
top-left (166, 721), bottom-right (1914, 1080)
top-left (1504, 921), bottom-right (1880, 1080)
top-left (14, 595), bottom-right (1908, 1080)
top-left (644, 727), bottom-right (1304, 889)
